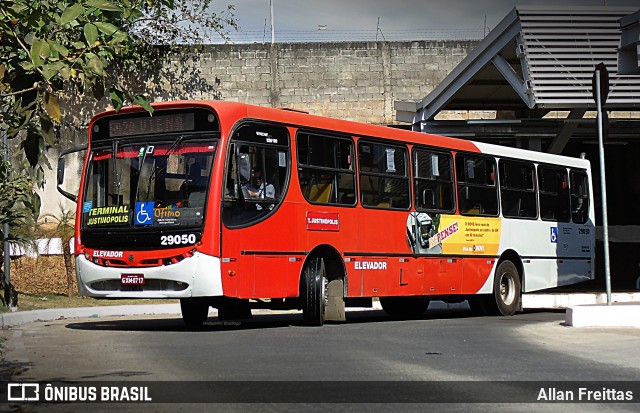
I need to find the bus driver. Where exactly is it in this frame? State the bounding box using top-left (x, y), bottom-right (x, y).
top-left (243, 168), bottom-right (275, 200)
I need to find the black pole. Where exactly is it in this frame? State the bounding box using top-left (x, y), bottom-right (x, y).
top-left (2, 128), bottom-right (12, 307)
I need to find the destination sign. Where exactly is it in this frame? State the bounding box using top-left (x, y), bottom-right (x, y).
top-left (109, 113), bottom-right (195, 137)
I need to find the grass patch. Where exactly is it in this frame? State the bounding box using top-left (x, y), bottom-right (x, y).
top-left (1, 293), bottom-right (177, 313)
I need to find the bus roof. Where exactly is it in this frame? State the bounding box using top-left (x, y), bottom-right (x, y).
top-left (96, 100), bottom-right (590, 169)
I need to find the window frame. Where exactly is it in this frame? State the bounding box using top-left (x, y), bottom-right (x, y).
top-left (81, 136), bottom-right (218, 231)
top-left (570, 169), bottom-right (590, 225)
top-left (537, 164), bottom-right (571, 223)
top-left (357, 139), bottom-right (411, 211)
top-left (498, 158), bottom-right (538, 220)
top-left (412, 147), bottom-right (456, 214)
top-left (222, 121), bottom-right (291, 229)
top-left (296, 131), bottom-right (357, 207)
top-left (455, 153), bottom-right (499, 217)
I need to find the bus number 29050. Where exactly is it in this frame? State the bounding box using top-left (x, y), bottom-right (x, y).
top-left (160, 234), bottom-right (197, 246)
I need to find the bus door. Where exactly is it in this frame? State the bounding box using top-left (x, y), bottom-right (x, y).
top-left (220, 123), bottom-right (293, 298)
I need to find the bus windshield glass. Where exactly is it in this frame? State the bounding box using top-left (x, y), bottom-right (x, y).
top-left (81, 138), bottom-right (217, 229)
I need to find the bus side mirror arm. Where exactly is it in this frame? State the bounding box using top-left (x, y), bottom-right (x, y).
top-left (57, 144), bottom-right (88, 203)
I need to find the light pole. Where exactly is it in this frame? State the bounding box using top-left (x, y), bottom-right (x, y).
top-left (270, 0), bottom-right (275, 44)
top-left (593, 63), bottom-right (612, 305)
top-left (2, 128), bottom-right (11, 308)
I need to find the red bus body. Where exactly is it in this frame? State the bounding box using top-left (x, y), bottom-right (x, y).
top-left (68, 101), bottom-right (595, 325)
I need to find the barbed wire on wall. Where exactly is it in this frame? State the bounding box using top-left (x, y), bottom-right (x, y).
top-left (203, 27), bottom-right (491, 44)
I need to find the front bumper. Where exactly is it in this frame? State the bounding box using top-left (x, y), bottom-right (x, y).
top-left (75, 251), bottom-right (223, 298)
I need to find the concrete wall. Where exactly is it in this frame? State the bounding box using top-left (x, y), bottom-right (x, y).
top-left (190, 41), bottom-right (476, 125)
top-left (47, 40), bottom-right (478, 218)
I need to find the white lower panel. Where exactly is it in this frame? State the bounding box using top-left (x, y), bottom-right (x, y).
top-left (75, 251), bottom-right (223, 298)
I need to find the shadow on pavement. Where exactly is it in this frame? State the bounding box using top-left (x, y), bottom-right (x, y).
top-left (59, 306), bottom-right (543, 333)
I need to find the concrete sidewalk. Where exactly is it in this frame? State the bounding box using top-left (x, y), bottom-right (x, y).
top-left (523, 292), bottom-right (640, 328)
top-left (1, 293), bottom-right (639, 328)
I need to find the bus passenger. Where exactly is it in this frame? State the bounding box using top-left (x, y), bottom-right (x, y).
top-left (243, 168), bottom-right (275, 200)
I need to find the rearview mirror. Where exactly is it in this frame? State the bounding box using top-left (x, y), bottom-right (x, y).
top-left (57, 157), bottom-right (65, 186)
top-left (57, 144), bottom-right (87, 202)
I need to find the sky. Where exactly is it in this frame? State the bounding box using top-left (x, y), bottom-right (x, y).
top-left (214, 0), bottom-right (639, 42)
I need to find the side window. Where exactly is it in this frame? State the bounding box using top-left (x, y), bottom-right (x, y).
top-left (297, 133), bottom-right (356, 206)
top-left (538, 166), bottom-right (570, 222)
top-left (570, 170), bottom-right (589, 224)
top-left (499, 160), bottom-right (537, 219)
top-left (413, 149), bottom-right (454, 213)
top-left (456, 154), bottom-right (498, 216)
top-left (358, 141), bottom-right (410, 209)
top-left (222, 123), bottom-right (289, 227)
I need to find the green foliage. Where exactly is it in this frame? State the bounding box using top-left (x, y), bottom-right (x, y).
top-left (0, 0), bottom-right (237, 172)
top-left (0, 0), bottom-right (237, 306)
top-left (0, 159), bottom-right (38, 240)
top-left (0, 157), bottom-right (37, 307)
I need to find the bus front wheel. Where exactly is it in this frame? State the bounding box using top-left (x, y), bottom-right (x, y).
top-left (302, 257), bottom-right (327, 326)
top-left (180, 298), bottom-right (209, 327)
top-left (489, 260), bottom-right (521, 316)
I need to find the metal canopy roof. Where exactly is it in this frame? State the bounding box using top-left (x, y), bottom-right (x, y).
top-left (396, 6), bottom-right (640, 125)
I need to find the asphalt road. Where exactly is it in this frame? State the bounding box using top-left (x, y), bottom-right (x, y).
top-left (2, 307), bottom-right (640, 412)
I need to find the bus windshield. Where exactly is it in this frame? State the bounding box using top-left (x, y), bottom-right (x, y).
top-left (81, 137), bottom-right (217, 229)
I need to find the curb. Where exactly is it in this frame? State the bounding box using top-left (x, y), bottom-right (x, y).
top-left (0, 300), bottom-right (471, 328)
top-left (0, 304), bottom-right (182, 329)
top-left (522, 292), bottom-right (640, 309)
top-left (565, 302), bottom-right (640, 328)
top-left (2, 293), bottom-right (639, 328)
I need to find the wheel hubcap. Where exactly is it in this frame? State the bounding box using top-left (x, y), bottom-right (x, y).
top-left (500, 273), bottom-right (516, 305)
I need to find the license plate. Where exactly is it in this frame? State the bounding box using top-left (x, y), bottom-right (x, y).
top-left (121, 274), bottom-right (145, 285)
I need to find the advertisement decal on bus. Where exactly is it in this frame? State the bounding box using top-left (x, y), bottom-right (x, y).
top-left (407, 212), bottom-right (501, 255)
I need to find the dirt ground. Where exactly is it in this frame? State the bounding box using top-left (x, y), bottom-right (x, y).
top-left (3, 256), bottom-right (175, 312)
top-left (9, 255), bottom-right (77, 296)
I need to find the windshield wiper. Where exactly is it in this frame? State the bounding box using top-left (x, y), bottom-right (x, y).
top-left (134, 144), bottom-right (150, 202)
top-left (111, 141), bottom-right (122, 206)
top-left (143, 135), bottom-right (186, 200)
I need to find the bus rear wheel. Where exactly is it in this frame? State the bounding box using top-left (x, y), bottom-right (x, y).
top-left (488, 260), bottom-right (521, 316)
top-left (380, 296), bottom-right (430, 319)
top-left (180, 298), bottom-right (210, 327)
top-left (302, 257), bottom-right (327, 326)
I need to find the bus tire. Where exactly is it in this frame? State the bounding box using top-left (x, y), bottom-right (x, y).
top-left (302, 257), bottom-right (326, 326)
top-left (180, 298), bottom-right (209, 327)
top-left (380, 296), bottom-right (430, 319)
top-left (490, 260), bottom-right (521, 316)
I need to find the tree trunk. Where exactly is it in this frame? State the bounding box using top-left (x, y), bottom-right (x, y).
top-left (62, 239), bottom-right (74, 297)
top-left (0, 251), bottom-right (18, 308)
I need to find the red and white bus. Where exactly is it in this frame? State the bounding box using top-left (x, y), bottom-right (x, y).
top-left (57, 101), bottom-right (595, 326)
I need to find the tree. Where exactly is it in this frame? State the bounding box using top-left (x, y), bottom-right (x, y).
top-left (1, 0), bottom-right (237, 171)
top-left (0, 157), bottom-right (36, 306)
top-left (0, 0), bottom-right (237, 306)
top-left (40, 205), bottom-right (76, 297)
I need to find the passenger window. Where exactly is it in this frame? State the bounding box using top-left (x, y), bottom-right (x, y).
top-left (499, 160), bottom-right (537, 219)
top-left (456, 154), bottom-right (498, 216)
top-left (538, 166), bottom-right (570, 222)
top-left (222, 123), bottom-right (289, 227)
top-left (358, 141), bottom-right (410, 209)
top-left (413, 149), bottom-right (454, 213)
top-left (570, 170), bottom-right (589, 224)
top-left (297, 133), bottom-right (356, 206)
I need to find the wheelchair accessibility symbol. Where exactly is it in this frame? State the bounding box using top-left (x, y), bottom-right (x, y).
top-left (135, 202), bottom-right (154, 226)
